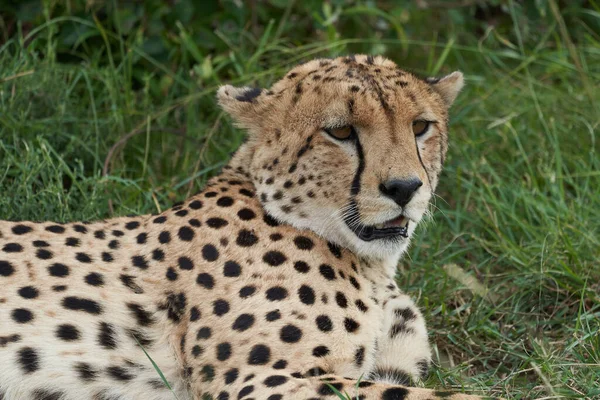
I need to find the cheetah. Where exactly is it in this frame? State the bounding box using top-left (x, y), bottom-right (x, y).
top-left (0, 55), bottom-right (498, 400)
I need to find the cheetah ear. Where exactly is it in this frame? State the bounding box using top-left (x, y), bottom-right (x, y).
top-left (217, 85), bottom-right (269, 129)
top-left (427, 71), bottom-right (464, 107)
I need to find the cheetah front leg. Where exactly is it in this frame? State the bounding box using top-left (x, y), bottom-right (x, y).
top-left (370, 294), bottom-right (432, 385)
top-left (198, 370), bottom-right (491, 400)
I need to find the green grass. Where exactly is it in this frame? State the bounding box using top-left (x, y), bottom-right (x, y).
top-left (1, 1), bottom-right (599, 399)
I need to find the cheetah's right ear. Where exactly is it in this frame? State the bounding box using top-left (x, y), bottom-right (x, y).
top-left (427, 71), bottom-right (464, 107)
top-left (217, 85), bottom-right (270, 130)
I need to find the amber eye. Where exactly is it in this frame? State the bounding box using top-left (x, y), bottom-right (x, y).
top-left (412, 120), bottom-right (430, 137)
top-left (324, 125), bottom-right (354, 140)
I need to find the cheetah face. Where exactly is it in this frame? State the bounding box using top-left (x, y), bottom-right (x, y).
top-left (218, 55), bottom-right (463, 260)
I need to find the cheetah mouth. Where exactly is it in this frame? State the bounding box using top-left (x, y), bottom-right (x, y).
top-left (348, 214), bottom-right (410, 242)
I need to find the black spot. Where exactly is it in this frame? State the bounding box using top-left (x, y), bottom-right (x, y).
top-left (192, 345), bottom-right (203, 357)
top-left (73, 224), bottom-right (88, 233)
top-left (108, 240), bottom-right (120, 250)
top-left (394, 307), bottom-right (417, 321)
top-left (12, 308), bottom-right (34, 323)
top-left (293, 236), bottom-right (314, 250)
top-left (201, 364), bottom-right (215, 382)
top-left (349, 276), bottom-right (361, 290)
top-left (316, 315), bottom-right (333, 332)
top-left (237, 208), bottom-right (256, 221)
top-left (131, 255), bottom-right (148, 270)
top-left (335, 292), bottom-right (348, 308)
top-left (153, 216), bottom-right (167, 224)
top-left (62, 296), bottom-right (102, 314)
top-left (52, 285), bottom-right (67, 292)
top-left (125, 221), bottom-right (140, 230)
top-left (319, 264), bottom-right (336, 280)
top-left (354, 346), bottom-right (365, 366)
top-left (127, 303), bottom-right (154, 326)
top-left (267, 395), bottom-right (282, 400)
top-left (264, 375), bottom-right (288, 387)
top-left (223, 261), bottom-right (241, 277)
top-left (152, 249), bottom-right (165, 261)
top-left (3, 243), bottom-right (23, 252)
top-left (238, 385), bottom-right (254, 399)
top-left (46, 225), bottom-right (65, 234)
top-left (107, 366), bottom-right (133, 381)
top-left (202, 244), bottom-right (219, 262)
top-left (196, 327), bottom-right (212, 340)
top-left (213, 299), bottom-right (229, 316)
top-left (217, 342), bottom-right (232, 361)
top-left (355, 299), bottom-right (368, 312)
top-left (344, 318), bottom-right (360, 333)
top-left (158, 231), bottom-right (171, 244)
top-left (217, 196), bottom-right (234, 207)
top-left (298, 285), bottom-right (315, 305)
top-left (239, 285), bottom-right (256, 298)
top-left (75, 252), bottom-right (92, 263)
top-left (382, 387), bottom-right (409, 400)
top-left (56, 324), bottom-right (80, 341)
top-left (17, 347), bottom-right (39, 373)
top-left (98, 322), bottom-right (117, 349)
top-left (75, 362), bottom-right (98, 381)
top-left (272, 359), bottom-right (287, 369)
top-left (175, 209), bottom-right (188, 217)
top-left (94, 230), bottom-right (106, 239)
top-left (35, 249), bottom-right (52, 260)
top-left (232, 314), bottom-right (255, 331)
top-left (189, 200), bottom-right (203, 209)
top-left (266, 287), bottom-right (288, 301)
top-left (290, 261), bottom-right (309, 275)
top-left (327, 242), bottom-right (342, 258)
top-left (12, 225), bottom-right (33, 235)
top-left (318, 382), bottom-right (343, 395)
top-left (176, 256), bottom-right (193, 271)
top-left (280, 324), bottom-right (302, 343)
top-left (248, 344), bottom-right (271, 365)
top-left (189, 218), bottom-right (201, 227)
top-left (197, 273), bottom-right (215, 289)
top-left (160, 292), bottom-right (187, 322)
top-left (207, 218), bottom-right (228, 229)
top-left (205, 191), bottom-right (217, 198)
top-left (373, 367), bottom-right (411, 385)
top-left (178, 226), bottom-right (195, 241)
top-left (136, 233), bottom-right (147, 244)
top-left (239, 188), bottom-right (253, 197)
top-left (263, 213), bottom-right (279, 227)
top-left (263, 251), bottom-right (286, 266)
top-left (312, 346), bottom-right (330, 357)
top-left (33, 240), bottom-right (49, 247)
top-left (166, 267), bottom-right (178, 281)
top-left (48, 263), bottom-right (69, 277)
top-left (0, 260), bottom-right (15, 276)
top-left (18, 286), bottom-right (39, 299)
top-left (65, 237), bottom-right (80, 247)
top-left (225, 368), bottom-right (239, 384)
top-left (111, 230), bottom-right (124, 237)
top-left (235, 87), bottom-right (262, 102)
top-left (236, 230), bottom-right (259, 247)
top-left (101, 252), bottom-right (114, 262)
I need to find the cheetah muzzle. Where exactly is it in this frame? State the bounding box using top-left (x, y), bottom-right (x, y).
top-left (0, 55), bottom-right (505, 400)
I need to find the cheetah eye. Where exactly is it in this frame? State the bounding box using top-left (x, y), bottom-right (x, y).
top-left (324, 125), bottom-right (355, 140)
top-left (412, 120), bottom-right (430, 137)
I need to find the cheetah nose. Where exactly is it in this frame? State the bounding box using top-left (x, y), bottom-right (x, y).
top-left (379, 178), bottom-right (423, 208)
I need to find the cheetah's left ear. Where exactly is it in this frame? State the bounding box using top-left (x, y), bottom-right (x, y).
top-left (427, 71), bottom-right (464, 107)
top-left (217, 85), bottom-right (270, 130)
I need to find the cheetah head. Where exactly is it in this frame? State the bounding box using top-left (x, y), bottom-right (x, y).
top-left (218, 55), bottom-right (463, 261)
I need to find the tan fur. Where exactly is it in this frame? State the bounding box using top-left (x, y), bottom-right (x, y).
top-left (0, 55), bottom-right (499, 400)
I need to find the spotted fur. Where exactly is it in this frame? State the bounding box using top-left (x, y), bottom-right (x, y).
top-left (0, 55), bottom-right (500, 400)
